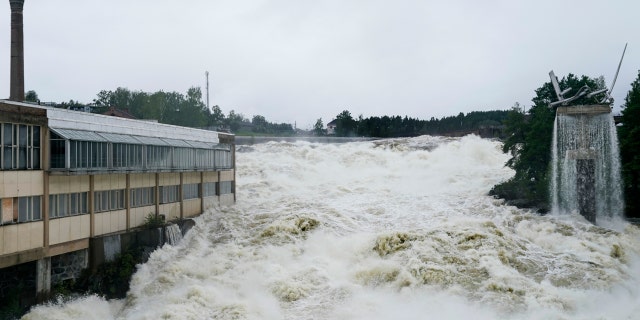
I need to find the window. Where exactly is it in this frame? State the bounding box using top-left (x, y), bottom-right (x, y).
top-left (215, 149), bottom-right (232, 169)
top-left (49, 192), bottom-right (88, 218)
top-left (15, 196), bottom-right (41, 222)
top-left (203, 182), bottom-right (217, 197)
top-left (110, 189), bottom-right (125, 210)
top-left (219, 181), bottom-right (233, 195)
top-left (94, 189), bottom-right (125, 212)
top-left (160, 185), bottom-right (179, 204)
top-left (130, 187), bottom-right (155, 208)
top-left (183, 184), bottom-right (200, 200)
top-left (196, 149), bottom-right (215, 168)
top-left (50, 131), bottom-right (66, 169)
top-left (1, 123), bottom-right (41, 170)
top-left (49, 128), bottom-right (233, 172)
top-left (146, 145), bottom-right (172, 169)
top-left (173, 147), bottom-right (195, 169)
top-left (69, 140), bottom-right (109, 169)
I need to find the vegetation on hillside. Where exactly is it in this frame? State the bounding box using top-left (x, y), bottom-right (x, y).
top-left (619, 70), bottom-right (640, 217)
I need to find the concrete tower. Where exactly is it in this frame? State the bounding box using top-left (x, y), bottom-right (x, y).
top-left (9, 0), bottom-right (25, 101)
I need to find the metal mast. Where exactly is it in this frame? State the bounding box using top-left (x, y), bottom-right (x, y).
top-left (205, 71), bottom-right (210, 110)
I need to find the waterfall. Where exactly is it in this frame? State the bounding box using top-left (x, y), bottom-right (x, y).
top-left (164, 224), bottom-right (183, 245)
top-left (550, 108), bottom-right (624, 222)
top-left (103, 234), bottom-right (121, 262)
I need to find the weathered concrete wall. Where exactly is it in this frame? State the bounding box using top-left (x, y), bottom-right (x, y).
top-left (51, 249), bottom-right (88, 284)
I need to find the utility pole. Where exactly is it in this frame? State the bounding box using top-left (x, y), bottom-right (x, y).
top-left (205, 71), bottom-right (210, 110)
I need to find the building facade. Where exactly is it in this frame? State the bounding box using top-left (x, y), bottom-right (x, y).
top-left (0, 100), bottom-right (235, 274)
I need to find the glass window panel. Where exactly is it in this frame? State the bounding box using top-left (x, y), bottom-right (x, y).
top-left (49, 195), bottom-right (57, 218)
top-left (33, 197), bottom-right (41, 220)
top-left (81, 192), bottom-right (88, 213)
top-left (18, 125), bottom-right (27, 146)
top-left (32, 147), bottom-right (40, 169)
top-left (3, 124), bottom-right (12, 145)
top-left (110, 190), bottom-right (117, 209)
top-left (18, 147), bottom-right (27, 169)
top-left (71, 193), bottom-right (78, 215)
top-left (4, 147), bottom-right (12, 169)
top-left (50, 139), bottom-right (66, 169)
top-left (33, 126), bottom-right (41, 145)
top-left (59, 194), bottom-right (68, 217)
top-left (18, 197), bottom-right (28, 222)
top-left (101, 191), bottom-right (109, 212)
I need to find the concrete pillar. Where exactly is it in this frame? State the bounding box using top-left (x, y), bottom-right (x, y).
top-left (9, 0), bottom-right (25, 101)
top-left (36, 257), bottom-right (51, 302)
top-left (577, 158), bottom-right (596, 224)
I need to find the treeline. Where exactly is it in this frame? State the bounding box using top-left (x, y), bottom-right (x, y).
top-left (320, 109), bottom-right (509, 138)
top-left (39, 87), bottom-right (293, 135)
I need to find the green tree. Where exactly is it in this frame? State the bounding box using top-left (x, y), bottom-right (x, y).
top-left (208, 105), bottom-right (225, 128)
top-left (252, 115), bottom-right (268, 132)
top-left (334, 110), bottom-right (357, 137)
top-left (619, 70), bottom-right (640, 217)
top-left (141, 91), bottom-right (167, 121)
top-left (25, 90), bottom-right (39, 103)
top-left (225, 110), bottom-right (245, 132)
top-left (313, 118), bottom-right (325, 136)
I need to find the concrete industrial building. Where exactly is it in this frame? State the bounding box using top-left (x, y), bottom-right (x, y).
top-left (1, 0), bottom-right (235, 304)
top-left (0, 99), bottom-right (235, 298)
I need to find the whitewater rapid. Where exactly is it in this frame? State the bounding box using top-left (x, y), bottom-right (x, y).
top-left (24, 135), bottom-right (640, 320)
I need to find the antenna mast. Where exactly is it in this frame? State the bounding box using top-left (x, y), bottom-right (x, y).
top-left (205, 71), bottom-right (210, 110)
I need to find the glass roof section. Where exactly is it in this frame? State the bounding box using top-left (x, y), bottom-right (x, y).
top-left (50, 128), bottom-right (107, 142)
top-left (161, 138), bottom-right (193, 148)
top-left (134, 135), bottom-right (167, 146)
top-left (49, 127), bottom-right (220, 149)
top-left (185, 140), bottom-right (215, 149)
top-left (96, 132), bottom-right (141, 144)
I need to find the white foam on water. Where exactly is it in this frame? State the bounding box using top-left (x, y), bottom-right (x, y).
top-left (24, 135), bottom-right (640, 319)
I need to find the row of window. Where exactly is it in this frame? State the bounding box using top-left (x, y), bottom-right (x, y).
top-left (95, 190), bottom-right (126, 213)
top-left (50, 192), bottom-right (88, 218)
top-left (0, 182), bottom-right (233, 224)
top-left (0, 196), bottom-right (42, 225)
top-left (131, 187), bottom-right (155, 208)
top-left (51, 132), bottom-right (232, 171)
top-left (1, 123), bottom-right (41, 170)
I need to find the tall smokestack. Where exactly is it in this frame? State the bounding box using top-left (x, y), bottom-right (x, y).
top-left (9, 0), bottom-right (25, 101)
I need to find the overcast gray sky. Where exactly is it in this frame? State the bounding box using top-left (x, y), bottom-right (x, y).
top-left (1, 0), bottom-right (638, 129)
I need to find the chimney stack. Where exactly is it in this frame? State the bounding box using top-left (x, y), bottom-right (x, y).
top-left (9, 0), bottom-right (25, 101)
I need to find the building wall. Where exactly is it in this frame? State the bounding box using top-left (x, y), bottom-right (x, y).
top-left (159, 173), bottom-right (179, 186)
top-left (159, 203), bottom-right (180, 221)
top-left (220, 170), bottom-right (234, 182)
top-left (183, 199), bottom-right (200, 218)
top-left (203, 171), bottom-right (218, 183)
top-left (0, 221), bottom-right (43, 255)
top-left (129, 173), bottom-right (155, 188)
top-left (94, 174), bottom-right (126, 191)
top-left (49, 215), bottom-right (90, 246)
top-left (94, 210), bottom-right (127, 236)
top-left (0, 171), bottom-right (43, 197)
top-left (130, 205), bottom-right (154, 228)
